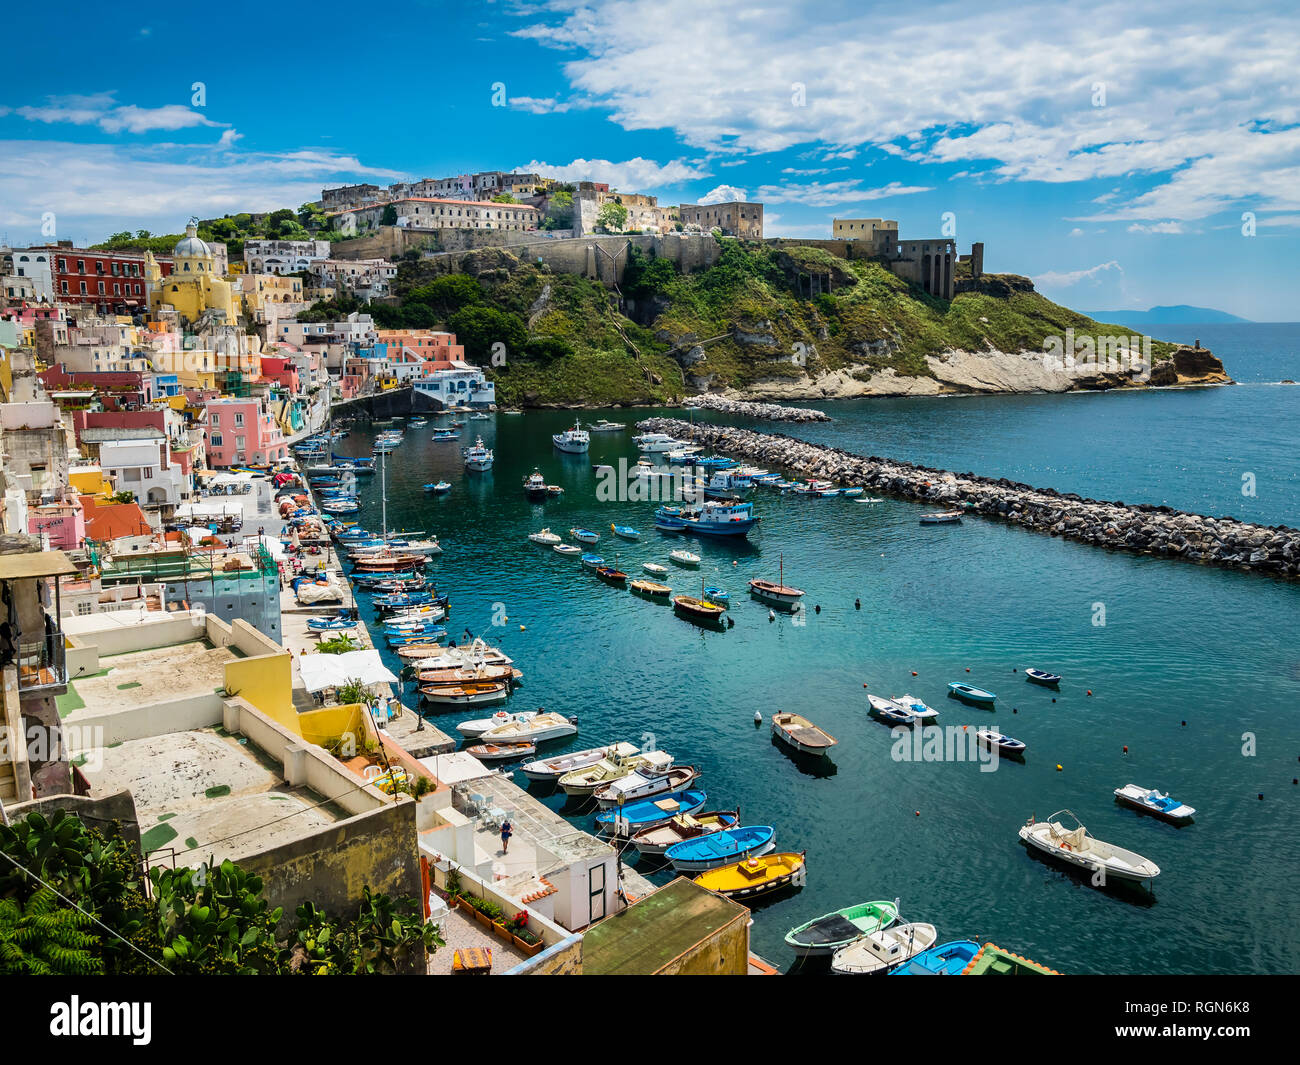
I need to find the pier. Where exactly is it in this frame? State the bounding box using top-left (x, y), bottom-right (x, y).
top-left (638, 417), bottom-right (1300, 579)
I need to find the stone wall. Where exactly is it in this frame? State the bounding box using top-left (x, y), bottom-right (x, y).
top-left (637, 417), bottom-right (1300, 579)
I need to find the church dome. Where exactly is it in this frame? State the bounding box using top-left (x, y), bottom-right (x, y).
top-left (174, 223), bottom-right (212, 260)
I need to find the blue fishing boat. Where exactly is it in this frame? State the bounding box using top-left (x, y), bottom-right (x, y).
top-left (386, 627), bottom-right (447, 647)
top-left (888, 939), bottom-right (980, 976)
top-left (652, 500), bottom-right (759, 539)
top-left (948, 682), bottom-right (997, 706)
top-left (666, 825), bottom-right (776, 871)
top-left (1024, 668), bottom-right (1062, 686)
top-left (580, 553), bottom-right (605, 571)
top-left (1114, 784), bottom-right (1196, 822)
top-left (371, 591), bottom-right (436, 610)
top-left (595, 789), bottom-right (707, 836)
top-left (611, 523), bottom-right (641, 540)
top-left (701, 587), bottom-right (730, 606)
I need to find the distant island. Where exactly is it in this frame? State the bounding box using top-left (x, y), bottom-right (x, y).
top-left (1081, 305), bottom-right (1251, 325)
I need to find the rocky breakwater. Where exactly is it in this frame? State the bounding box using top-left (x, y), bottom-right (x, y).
top-left (683, 395), bottom-right (831, 422)
top-left (638, 418), bottom-right (1299, 579)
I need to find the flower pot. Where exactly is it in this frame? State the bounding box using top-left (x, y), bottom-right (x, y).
top-left (455, 896), bottom-right (476, 915)
top-left (513, 934), bottom-right (544, 957)
top-left (492, 920), bottom-right (513, 942)
top-left (474, 910), bottom-right (493, 928)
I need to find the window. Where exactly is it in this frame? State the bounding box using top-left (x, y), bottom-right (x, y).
top-left (77, 259), bottom-right (85, 273)
top-left (98, 282), bottom-right (105, 294)
top-left (211, 414), bottom-right (219, 426)
top-left (233, 412), bottom-right (244, 427)
top-left (61, 281), bottom-right (68, 294)
top-left (235, 436), bottom-right (246, 451)
top-left (58, 258), bottom-right (66, 271)
top-left (80, 282), bottom-right (87, 295)
top-left (210, 432), bottom-right (223, 447)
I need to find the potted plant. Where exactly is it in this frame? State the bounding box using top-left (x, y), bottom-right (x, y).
top-left (473, 897), bottom-right (495, 929)
top-left (510, 911), bottom-right (543, 957)
top-left (443, 867), bottom-right (462, 904)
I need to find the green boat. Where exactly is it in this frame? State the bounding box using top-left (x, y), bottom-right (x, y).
top-left (784, 899), bottom-right (899, 958)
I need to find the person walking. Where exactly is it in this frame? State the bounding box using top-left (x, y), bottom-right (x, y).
top-left (500, 818), bottom-right (513, 855)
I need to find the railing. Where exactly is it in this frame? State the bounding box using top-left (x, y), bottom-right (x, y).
top-left (16, 629), bottom-right (67, 694)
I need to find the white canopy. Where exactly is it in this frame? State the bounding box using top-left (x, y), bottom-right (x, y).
top-left (176, 500), bottom-right (244, 519)
top-left (297, 649), bottom-right (399, 693)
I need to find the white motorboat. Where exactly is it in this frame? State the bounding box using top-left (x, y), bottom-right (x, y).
top-left (553, 543), bottom-right (581, 556)
top-left (552, 421), bottom-right (590, 454)
top-left (478, 711), bottom-right (579, 745)
top-left (462, 436), bottom-right (494, 472)
top-left (593, 762), bottom-right (700, 808)
top-left (559, 748), bottom-right (673, 797)
top-left (894, 693), bottom-right (939, 723)
top-left (1114, 784), bottom-right (1196, 822)
top-left (523, 469), bottom-right (548, 497)
top-left (830, 922), bottom-right (939, 975)
top-left (588, 419), bottom-right (626, 432)
top-left (1018, 809), bottom-right (1160, 883)
top-left (669, 549), bottom-right (701, 566)
top-left (633, 432), bottom-right (683, 453)
top-left (519, 742), bottom-right (642, 783)
top-left (457, 710), bottom-right (536, 738)
top-left (528, 528), bottom-right (562, 545)
top-left (642, 562), bottom-right (669, 576)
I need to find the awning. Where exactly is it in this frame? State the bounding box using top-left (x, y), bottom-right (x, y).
top-left (0, 550), bottom-right (80, 581)
top-left (297, 650), bottom-right (398, 693)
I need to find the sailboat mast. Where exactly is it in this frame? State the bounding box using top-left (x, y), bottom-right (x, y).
top-left (380, 446), bottom-right (388, 541)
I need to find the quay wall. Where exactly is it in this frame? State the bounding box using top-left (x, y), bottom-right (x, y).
top-left (637, 417), bottom-right (1300, 579)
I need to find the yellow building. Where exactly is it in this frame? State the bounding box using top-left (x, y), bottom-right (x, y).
top-left (147, 223), bottom-right (236, 324)
top-left (239, 273), bottom-right (305, 323)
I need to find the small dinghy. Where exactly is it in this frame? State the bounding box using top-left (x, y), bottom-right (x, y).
top-left (784, 900), bottom-right (900, 959)
top-left (595, 788), bottom-right (708, 836)
top-left (423, 482), bottom-right (452, 494)
top-left (457, 710), bottom-right (535, 738)
top-left (553, 543), bottom-right (581, 555)
top-left (948, 682), bottom-right (997, 706)
top-left (307, 614), bottom-right (357, 632)
top-left (1024, 668), bottom-right (1062, 686)
top-left (630, 809), bottom-right (739, 858)
top-left (611, 523), bottom-right (640, 540)
top-left (630, 579), bottom-right (672, 598)
top-left (771, 711), bottom-right (838, 756)
top-left (976, 729), bottom-right (1027, 757)
top-left (643, 561), bottom-right (669, 576)
top-left (580, 553), bottom-right (605, 571)
top-left (596, 564), bottom-right (628, 585)
top-left (570, 527), bottom-right (600, 544)
top-left (830, 921), bottom-right (938, 974)
top-left (888, 939), bottom-right (979, 976)
top-left (919, 511), bottom-right (963, 524)
top-left (669, 549), bottom-right (701, 566)
top-left (868, 694), bottom-right (916, 726)
top-left (528, 528), bottom-right (561, 545)
top-left (701, 587), bottom-right (730, 606)
top-left (466, 741), bottom-right (537, 762)
top-left (594, 764), bottom-right (700, 808)
top-left (692, 852), bottom-right (807, 899)
top-left (520, 742), bottom-right (641, 784)
top-left (854, 496), bottom-right (885, 504)
top-left (673, 595), bottom-right (726, 624)
top-left (895, 694), bottom-right (939, 723)
top-left (841, 487), bottom-right (865, 497)
top-left (1018, 809), bottom-right (1160, 883)
top-left (421, 682), bottom-right (510, 708)
top-left (1114, 784), bottom-right (1195, 822)
top-left (667, 825), bottom-right (776, 871)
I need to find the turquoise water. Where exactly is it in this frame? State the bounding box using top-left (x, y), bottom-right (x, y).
top-left (337, 333), bottom-right (1300, 975)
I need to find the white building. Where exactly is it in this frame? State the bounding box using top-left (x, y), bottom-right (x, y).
top-left (412, 362), bottom-right (496, 411)
top-left (94, 432), bottom-right (190, 510)
top-left (8, 249), bottom-right (56, 301)
top-left (243, 239), bottom-right (331, 275)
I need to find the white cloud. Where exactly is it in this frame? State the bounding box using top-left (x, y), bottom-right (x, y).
top-left (15, 93), bottom-right (224, 135)
top-left (508, 0), bottom-right (1300, 222)
top-left (1035, 260), bottom-right (1123, 289)
top-left (1069, 227), bottom-right (1084, 237)
top-left (515, 156), bottom-right (711, 191)
top-left (697, 184), bottom-right (747, 204)
top-left (0, 140), bottom-right (404, 242)
top-left (755, 179), bottom-right (931, 207)
top-left (1127, 221), bottom-right (1183, 234)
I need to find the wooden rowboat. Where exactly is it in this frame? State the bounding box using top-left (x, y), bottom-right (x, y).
top-left (673, 595), bottom-right (726, 623)
top-left (466, 741), bottom-right (537, 762)
top-left (419, 681), bottom-right (510, 707)
top-left (630, 579), bottom-right (672, 598)
top-left (771, 711), bottom-right (838, 756)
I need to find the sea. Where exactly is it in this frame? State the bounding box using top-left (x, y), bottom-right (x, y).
top-left (333, 322), bottom-right (1300, 974)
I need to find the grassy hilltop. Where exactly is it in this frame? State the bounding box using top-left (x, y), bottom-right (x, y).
top-left (329, 240), bottom-right (1186, 407)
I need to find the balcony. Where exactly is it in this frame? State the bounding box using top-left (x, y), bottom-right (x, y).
top-left (16, 628), bottom-right (67, 695)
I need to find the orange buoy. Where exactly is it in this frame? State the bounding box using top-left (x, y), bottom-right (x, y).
top-left (1123, 746), bottom-right (1128, 754)
top-left (1086, 690), bottom-right (1093, 696)
top-left (915, 811), bottom-right (920, 817)
top-left (1056, 764), bottom-right (1063, 771)
top-left (911, 671), bottom-right (918, 676)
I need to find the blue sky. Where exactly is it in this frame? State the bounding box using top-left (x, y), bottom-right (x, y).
top-left (2, 0), bottom-right (1297, 319)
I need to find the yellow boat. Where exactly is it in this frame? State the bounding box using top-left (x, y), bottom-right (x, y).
top-left (693, 851), bottom-right (808, 899)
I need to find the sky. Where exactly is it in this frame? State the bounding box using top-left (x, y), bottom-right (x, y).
top-left (2, 0), bottom-right (1297, 320)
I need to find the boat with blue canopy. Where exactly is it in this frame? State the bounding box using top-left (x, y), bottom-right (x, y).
top-left (888, 939), bottom-right (980, 976)
top-left (666, 825), bottom-right (776, 871)
top-left (594, 788), bottom-right (707, 836)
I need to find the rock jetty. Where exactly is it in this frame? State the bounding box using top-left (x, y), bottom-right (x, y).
top-left (683, 395), bottom-right (831, 422)
top-left (638, 417), bottom-right (1299, 579)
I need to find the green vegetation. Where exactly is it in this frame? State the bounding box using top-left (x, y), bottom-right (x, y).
top-left (596, 201), bottom-right (628, 233)
top-left (540, 187), bottom-right (574, 231)
top-left (0, 809), bottom-right (439, 975)
top-left (93, 202), bottom-right (354, 261)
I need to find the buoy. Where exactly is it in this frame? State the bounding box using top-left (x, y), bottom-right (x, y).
top-left (733, 560), bottom-right (737, 566)
top-left (754, 710), bottom-right (762, 723)
top-left (1258, 793), bottom-right (1264, 801)
top-left (1056, 764), bottom-right (1063, 771)
top-left (1123, 746), bottom-right (1128, 754)
top-left (768, 610), bottom-right (776, 622)
top-left (815, 605), bottom-right (821, 614)
top-left (1086, 690), bottom-right (1093, 696)
top-left (855, 598), bottom-right (861, 610)
top-left (1051, 698), bottom-right (1056, 703)
top-left (1012, 708), bottom-right (1017, 714)
top-left (911, 671), bottom-right (918, 676)
top-left (1182, 721), bottom-right (1187, 726)
top-left (965, 668), bottom-right (971, 672)
top-left (1012, 668), bottom-right (1018, 672)
top-left (915, 811), bottom-right (920, 817)
top-left (863, 682), bottom-right (868, 688)
top-left (519, 624), bottom-right (526, 631)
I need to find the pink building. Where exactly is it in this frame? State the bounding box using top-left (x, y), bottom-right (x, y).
top-left (203, 397), bottom-right (288, 467)
top-left (258, 355), bottom-right (301, 395)
top-left (29, 496), bottom-right (86, 551)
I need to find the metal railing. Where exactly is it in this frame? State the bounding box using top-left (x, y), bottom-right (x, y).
top-left (16, 629), bottom-right (67, 693)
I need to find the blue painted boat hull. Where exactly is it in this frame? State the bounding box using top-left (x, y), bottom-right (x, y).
top-left (595, 789), bottom-right (707, 835)
top-left (666, 825), bottom-right (776, 870)
top-left (888, 940), bottom-right (979, 976)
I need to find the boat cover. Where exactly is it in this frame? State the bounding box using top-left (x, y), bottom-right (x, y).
top-left (793, 915), bottom-right (861, 945)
